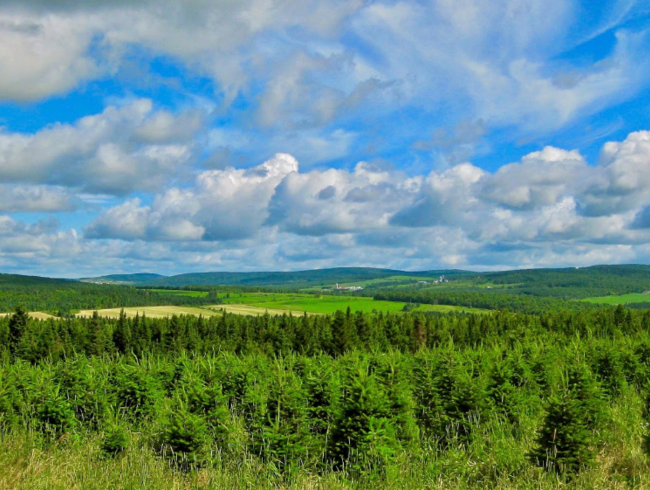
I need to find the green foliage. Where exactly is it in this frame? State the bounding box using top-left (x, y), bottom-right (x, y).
top-left (36, 387), bottom-right (77, 438)
top-left (160, 407), bottom-right (209, 468)
top-left (102, 424), bottom-right (128, 456)
top-left (530, 365), bottom-right (605, 474)
top-left (329, 365), bottom-right (403, 473)
top-left (0, 304), bottom-right (648, 485)
top-left (112, 367), bottom-right (162, 420)
top-left (0, 275), bottom-right (212, 314)
top-left (8, 306), bottom-right (28, 353)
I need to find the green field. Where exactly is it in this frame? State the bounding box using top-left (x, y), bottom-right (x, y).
top-left (583, 292), bottom-right (650, 304)
top-left (217, 292), bottom-right (485, 314)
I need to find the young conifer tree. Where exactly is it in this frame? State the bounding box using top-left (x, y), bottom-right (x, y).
top-left (530, 365), bottom-right (604, 474)
top-left (8, 305), bottom-right (29, 354)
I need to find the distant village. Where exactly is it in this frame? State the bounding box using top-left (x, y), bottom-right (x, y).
top-left (335, 283), bottom-right (364, 291)
top-left (333, 275), bottom-right (449, 291)
top-left (417, 275), bottom-right (449, 285)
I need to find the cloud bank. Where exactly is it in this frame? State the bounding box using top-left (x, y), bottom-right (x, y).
top-left (0, 0), bottom-right (650, 275)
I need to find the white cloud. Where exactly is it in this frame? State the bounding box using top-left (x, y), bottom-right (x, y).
top-left (85, 153), bottom-right (298, 241)
top-left (0, 13), bottom-right (97, 101)
top-left (0, 185), bottom-right (75, 212)
top-left (480, 146), bottom-right (588, 209)
top-left (0, 215), bottom-right (82, 265)
top-left (266, 161), bottom-right (418, 235)
top-left (0, 99), bottom-right (198, 194)
top-left (579, 131), bottom-right (650, 216)
top-left (1, 0), bottom-right (644, 136)
top-left (3, 2), bottom-right (650, 274)
top-left (77, 130), bottom-right (650, 273)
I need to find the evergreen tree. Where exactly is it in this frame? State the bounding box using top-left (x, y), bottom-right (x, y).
top-left (113, 310), bottom-right (132, 354)
top-left (530, 365), bottom-right (605, 473)
top-left (8, 305), bottom-right (28, 354)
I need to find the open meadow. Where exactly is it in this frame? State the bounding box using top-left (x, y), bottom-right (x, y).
top-left (583, 293), bottom-right (650, 305)
top-left (77, 294), bottom-right (485, 319)
top-left (0, 311), bottom-right (56, 320)
top-left (151, 290), bottom-right (487, 315)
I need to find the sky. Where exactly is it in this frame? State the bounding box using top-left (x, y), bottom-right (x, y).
top-left (1, 0), bottom-right (650, 277)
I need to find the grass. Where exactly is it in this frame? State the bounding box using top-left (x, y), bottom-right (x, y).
top-left (207, 304), bottom-right (318, 316)
top-left (583, 293), bottom-right (650, 305)
top-left (0, 312), bottom-right (56, 320)
top-left (218, 292), bottom-right (486, 315)
top-left (0, 388), bottom-right (648, 489)
top-left (76, 306), bottom-right (223, 319)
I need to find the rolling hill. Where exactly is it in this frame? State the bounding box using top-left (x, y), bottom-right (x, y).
top-left (82, 267), bottom-right (472, 288)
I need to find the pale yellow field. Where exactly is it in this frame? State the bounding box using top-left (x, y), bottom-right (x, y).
top-left (76, 304), bottom-right (315, 319)
top-left (76, 306), bottom-right (224, 319)
top-left (206, 304), bottom-right (319, 316)
top-left (0, 311), bottom-right (56, 320)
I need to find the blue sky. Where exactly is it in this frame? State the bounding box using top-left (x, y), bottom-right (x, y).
top-left (1, 0), bottom-right (650, 277)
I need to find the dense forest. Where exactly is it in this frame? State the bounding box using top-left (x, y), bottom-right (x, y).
top-left (86, 265), bottom-right (650, 297)
top-left (480, 264), bottom-right (650, 298)
top-left (374, 289), bottom-right (600, 315)
top-left (84, 267), bottom-right (470, 287)
top-left (0, 274), bottom-right (217, 314)
top-left (1, 305), bottom-right (650, 487)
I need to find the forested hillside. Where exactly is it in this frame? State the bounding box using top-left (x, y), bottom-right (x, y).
top-left (1, 305), bottom-right (650, 487)
top-left (374, 289), bottom-right (599, 315)
top-left (0, 274), bottom-right (213, 315)
top-left (476, 264), bottom-right (650, 298)
top-left (84, 267), bottom-right (472, 287)
top-left (84, 265), bottom-right (650, 300)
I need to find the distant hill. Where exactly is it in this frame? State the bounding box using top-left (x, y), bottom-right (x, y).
top-left (0, 273), bottom-right (76, 286)
top-left (474, 264), bottom-right (650, 299)
top-left (82, 267), bottom-right (473, 288)
top-left (9, 263), bottom-right (650, 298)
top-left (0, 273), bottom-right (207, 313)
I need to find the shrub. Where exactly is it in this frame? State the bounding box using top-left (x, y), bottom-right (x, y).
top-left (529, 365), bottom-right (605, 474)
top-left (160, 408), bottom-right (209, 469)
top-left (328, 367), bottom-right (399, 473)
top-left (37, 388), bottom-right (77, 438)
top-left (102, 425), bottom-right (128, 456)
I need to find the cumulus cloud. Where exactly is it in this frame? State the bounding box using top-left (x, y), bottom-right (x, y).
top-left (0, 215), bottom-right (83, 269)
top-left (0, 13), bottom-right (97, 101)
top-left (579, 131), bottom-right (650, 216)
top-left (77, 130), bottom-right (650, 272)
top-left (85, 153), bottom-right (299, 241)
top-left (3, 0), bottom-right (650, 275)
top-left (0, 99), bottom-right (199, 194)
top-left (266, 161), bottom-right (418, 235)
top-left (0, 185), bottom-right (75, 212)
top-left (480, 146), bottom-right (588, 210)
top-left (390, 163), bottom-right (485, 228)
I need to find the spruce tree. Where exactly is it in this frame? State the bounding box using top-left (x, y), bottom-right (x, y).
top-left (8, 305), bottom-right (28, 354)
top-left (329, 366), bottom-right (399, 472)
top-left (530, 365), bottom-right (604, 473)
top-left (113, 310), bottom-right (132, 354)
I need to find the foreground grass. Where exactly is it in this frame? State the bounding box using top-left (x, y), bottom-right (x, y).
top-left (1, 392), bottom-right (647, 490)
